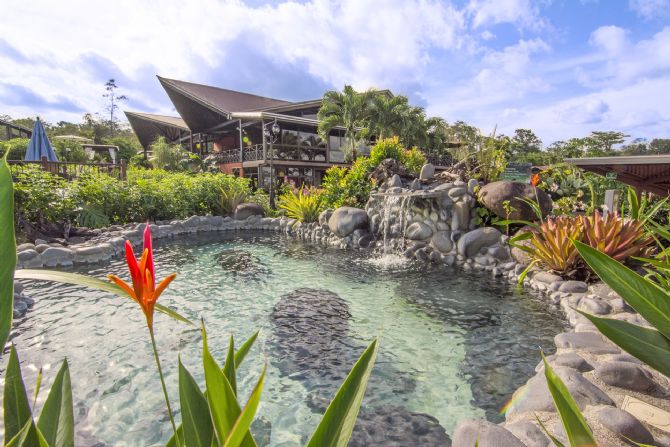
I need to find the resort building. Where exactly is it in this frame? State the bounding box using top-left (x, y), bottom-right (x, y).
top-left (126, 76), bottom-right (360, 188)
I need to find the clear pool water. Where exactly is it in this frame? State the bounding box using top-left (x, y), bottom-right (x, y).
top-left (7, 233), bottom-right (567, 446)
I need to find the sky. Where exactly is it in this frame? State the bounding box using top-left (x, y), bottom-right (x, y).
top-left (0, 0), bottom-right (669, 146)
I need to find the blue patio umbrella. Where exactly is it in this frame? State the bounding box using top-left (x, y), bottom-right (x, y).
top-left (24, 117), bottom-right (58, 161)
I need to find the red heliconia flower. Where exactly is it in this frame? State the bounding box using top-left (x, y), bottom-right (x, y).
top-left (530, 173), bottom-right (541, 187)
top-left (108, 225), bottom-right (176, 330)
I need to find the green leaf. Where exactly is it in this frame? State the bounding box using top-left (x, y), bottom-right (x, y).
top-left (494, 219), bottom-right (538, 229)
top-left (542, 352), bottom-right (597, 447)
top-left (32, 368), bottom-right (43, 409)
top-left (574, 240), bottom-right (670, 339)
top-left (534, 414), bottom-right (566, 447)
top-left (223, 365), bottom-right (266, 447)
top-left (306, 338), bottom-right (379, 447)
top-left (5, 420), bottom-right (35, 447)
top-left (13, 270), bottom-right (192, 325)
top-left (178, 358), bottom-right (214, 447)
top-left (3, 345), bottom-right (38, 446)
top-left (165, 425), bottom-right (184, 447)
top-left (37, 358), bottom-right (74, 447)
top-left (201, 324), bottom-right (256, 447)
top-left (234, 331), bottom-right (259, 369)
top-left (224, 336), bottom-right (237, 396)
top-left (0, 153), bottom-right (16, 353)
top-left (576, 310), bottom-right (670, 377)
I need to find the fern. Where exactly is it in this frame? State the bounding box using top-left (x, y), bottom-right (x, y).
top-left (76, 206), bottom-right (110, 228)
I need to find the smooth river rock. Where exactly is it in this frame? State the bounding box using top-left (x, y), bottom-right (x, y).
top-left (504, 420), bottom-right (551, 447)
top-left (457, 227), bottom-right (502, 258)
top-left (554, 331), bottom-right (620, 354)
top-left (419, 163), bottom-right (435, 180)
top-left (505, 366), bottom-right (613, 415)
top-left (328, 207), bottom-right (369, 237)
top-left (594, 361), bottom-right (658, 392)
top-left (233, 202), bottom-right (265, 220)
top-left (406, 222), bottom-right (433, 240)
top-left (431, 231), bottom-right (453, 253)
top-left (452, 419), bottom-right (524, 447)
top-left (596, 407), bottom-right (654, 444)
top-left (478, 181), bottom-right (552, 221)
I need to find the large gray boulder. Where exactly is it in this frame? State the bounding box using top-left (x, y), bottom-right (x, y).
top-left (505, 366), bottom-right (613, 416)
top-left (234, 203), bottom-right (265, 220)
top-left (478, 181), bottom-right (552, 221)
top-left (597, 407), bottom-right (654, 444)
top-left (452, 419), bottom-right (525, 447)
top-left (406, 222), bottom-right (432, 240)
top-left (328, 207), bottom-right (369, 238)
top-left (457, 227), bottom-right (503, 258)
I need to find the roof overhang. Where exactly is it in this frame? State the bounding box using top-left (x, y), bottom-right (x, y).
top-left (125, 111), bottom-right (190, 150)
top-left (231, 111), bottom-right (347, 131)
top-left (566, 155), bottom-right (670, 196)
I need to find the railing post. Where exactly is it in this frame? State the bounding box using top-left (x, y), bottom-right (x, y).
top-left (120, 159), bottom-right (127, 180)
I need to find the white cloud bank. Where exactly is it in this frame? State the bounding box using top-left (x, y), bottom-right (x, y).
top-left (0, 0), bottom-right (668, 144)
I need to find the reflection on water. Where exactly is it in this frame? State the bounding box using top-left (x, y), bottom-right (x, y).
top-left (6, 232), bottom-right (567, 446)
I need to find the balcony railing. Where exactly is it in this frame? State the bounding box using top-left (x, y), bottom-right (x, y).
top-left (425, 153), bottom-right (454, 167)
top-left (212, 144), bottom-right (332, 165)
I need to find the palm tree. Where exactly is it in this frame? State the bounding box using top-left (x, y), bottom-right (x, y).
top-left (317, 85), bottom-right (376, 160)
top-left (368, 95), bottom-right (411, 140)
top-left (398, 105), bottom-right (428, 149)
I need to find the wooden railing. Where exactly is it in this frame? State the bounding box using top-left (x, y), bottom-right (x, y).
top-left (8, 156), bottom-right (127, 180)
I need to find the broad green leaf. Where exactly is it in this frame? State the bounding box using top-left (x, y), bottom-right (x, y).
top-left (224, 335), bottom-right (237, 396)
top-left (3, 346), bottom-right (38, 446)
top-left (201, 324), bottom-right (256, 447)
top-left (165, 425), bottom-right (184, 447)
top-left (577, 310), bottom-right (670, 377)
top-left (178, 358), bottom-right (214, 447)
top-left (494, 219), bottom-right (538, 229)
top-left (517, 260), bottom-right (539, 287)
top-left (14, 270), bottom-right (191, 325)
top-left (574, 240), bottom-right (670, 339)
top-left (0, 153), bottom-right (16, 352)
top-left (509, 231), bottom-right (533, 243)
top-left (542, 352), bottom-right (597, 447)
top-left (306, 338), bottom-right (379, 447)
top-left (5, 420), bottom-right (35, 447)
top-left (37, 359), bottom-right (74, 447)
top-left (223, 365), bottom-right (266, 447)
top-left (234, 331), bottom-right (259, 369)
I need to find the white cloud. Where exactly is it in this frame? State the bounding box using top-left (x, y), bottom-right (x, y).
top-left (0, 0), bottom-right (466, 122)
top-left (589, 25), bottom-right (629, 55)
top-left (629, 0), bottom-right (670, 19)
top-left (465, 0), bottom-right (547, 31)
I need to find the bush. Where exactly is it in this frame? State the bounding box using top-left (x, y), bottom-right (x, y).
top-left (279, 187), bottom-right (323, 222)
top-left (0, 138), bottom-right (29, 160)
top-left (368, 137), bottom-right (426, 174)
top-left (402, 146), bottom-right (426, 173)
top-left (321, 158), bottom-right (374, 209)
top-left (14, 167), bottom-right (254, 227)
top-left (53, 139), bottom-right (89, 162)
top-left (149, 136), bottom-right (186, 171)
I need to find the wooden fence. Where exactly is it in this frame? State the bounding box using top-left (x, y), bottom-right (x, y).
top-left (8, 156), bottom-right (127, 181)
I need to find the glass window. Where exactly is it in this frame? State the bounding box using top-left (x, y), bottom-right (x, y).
top-left (329, 135), bottom-right (341, 150)
top-left (303, 168), bottom-right (313, 177)
top-left (288, 167), bottom-right (300, 177)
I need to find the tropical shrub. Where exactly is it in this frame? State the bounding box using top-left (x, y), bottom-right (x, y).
top-left (514, 211), bottom-right (652, 278)
top-left (52, 138), bottom-right (89, 162)
top-left (0, 137), bottom-right (29, 160)
top-left (218, 186), bottom-right (248, 216)
top-left (149, 136), bottom-right (187, 171)
top-left (13, 165), bottom-right (76, 226)
top-left (368, 137), bottom-right (404, 165)
top-left (320, 158), bottom-right (374, 209)
top-left (402, 146), bottom-right (427, 174)
top-left (279, 186), bottom-right (323, 222)
top-left (582, 211), bottom-right (653, 262)
top-left (13, 167), bottom-right (257, 228)
top-left (523, 216), bottom-right (585, 276)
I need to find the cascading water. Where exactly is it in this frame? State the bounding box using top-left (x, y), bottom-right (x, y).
top-left (366, 192), bottom-right (415, 268)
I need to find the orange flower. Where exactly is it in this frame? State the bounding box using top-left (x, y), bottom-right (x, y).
top-left (108, 225), bottom-right (176, 330)
top-left (530, 173), bottom-right (541, 187)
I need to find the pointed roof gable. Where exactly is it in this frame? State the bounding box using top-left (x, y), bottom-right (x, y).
top-left (158, 76), bottom-right (291, 114)
top-left (125, 111), bottom-right (189, 150)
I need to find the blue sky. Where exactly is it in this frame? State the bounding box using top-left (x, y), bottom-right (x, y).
top-left (0, 0), bottom-right (668, 145)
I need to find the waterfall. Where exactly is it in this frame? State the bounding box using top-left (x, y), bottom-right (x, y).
top-left (366, 192), bottom-right (414, 268)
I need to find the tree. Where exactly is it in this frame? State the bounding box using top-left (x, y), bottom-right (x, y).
top-left (103, 79), bottom-right (128, 137)
top-left (508, 128), bottom-right (542, 159)
top-left (368, 94), bottom-right (410, 140)
top-left (621, 138), bottom-right (649, 155)
top-left (584, 131), bottom-right (628, 156)
top-left (649, 138), bottom-right (670, 154)
top-left (317, 85), bottom-right (376, 160)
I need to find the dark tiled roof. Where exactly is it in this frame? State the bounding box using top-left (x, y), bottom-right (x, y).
top-left (157, 76), bottom-right (291, 115)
